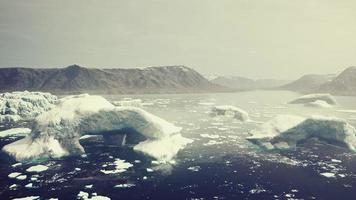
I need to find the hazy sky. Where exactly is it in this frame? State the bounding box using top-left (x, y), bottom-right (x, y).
top-left (0, 0), bottom-right (355, 79)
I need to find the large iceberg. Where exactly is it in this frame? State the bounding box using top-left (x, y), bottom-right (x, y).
top-left (2, 94), bottom-right (192, 162)
top-left (247, 115), bottom-right (356, 151)
top-left (210, 105), bottom-right (249, 121)
top-left (289, 93), bottom-right (337, 107)
top-left (0, 91), bottom-right (57, 123)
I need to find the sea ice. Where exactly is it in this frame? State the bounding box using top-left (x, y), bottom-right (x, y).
top-left (289, 93), bottom-right (337, 107)
top-left (211, 105), bottom-right (249, 121)
top-left (26, 165), bottom-right (48, 172)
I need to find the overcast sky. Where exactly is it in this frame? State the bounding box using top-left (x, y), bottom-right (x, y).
top-left (0, 0), bottom-right (355, 79)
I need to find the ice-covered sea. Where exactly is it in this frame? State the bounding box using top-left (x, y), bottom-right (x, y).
top-left (1, 91), bottom-right (356, 200)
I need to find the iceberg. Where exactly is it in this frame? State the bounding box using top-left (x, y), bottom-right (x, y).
top-left (248, 115), bottom-right (356, 151)
top-left (210, 105), bottom-right (249, 121)
top-left (0, 91), bottom-right (57, 124)
top-left (113, 98), bottom-right (142, 107)
top-left (289, 93), bottom-right (337, 107)
top-left (2, 94), bottom-right (192, 162)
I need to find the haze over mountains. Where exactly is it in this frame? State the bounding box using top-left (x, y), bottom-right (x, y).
top-left (278, 66), bottom-right (356, 95)
top-left (0, 65), bottom-right (226, 94)
top-left (210, 76), bottom-right (290, 91)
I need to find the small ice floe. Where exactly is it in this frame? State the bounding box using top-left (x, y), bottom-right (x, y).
top-left (331, 159), bottom-right (342, 163)
top-left (200, 134), bottom-right (219, 139)
top-left (114, 183), bottom-right (136, 188)
top-left (0, 128), bottom-right (31, 138)
top-left (289, 93), bottom-right (337, 108)
top-left (9, 184), bottom-right (19, 190)
top-left (143, 176), bottom-right (148, 180)
top-left (187, 166), bottom-right (201, 172)
top-left (16, 175), bottom-right (27, 180)
top-left (146, 168), bottom-right (154, 173)
top-left (75, 168), bottom-right (82, 171)
top-left (210, 105), bottom-right (249, 121)
top-left (8, 172), bottom-right (22, 178)
top-left (337, 110), bottom-right (356, 114)
top-left (77, 191), bottom-right (111, 200)
top-left (25, 183), bottom-right (34, 188)
top-left (203, 140), bottom-right (223, 146)
top-left (320, 172), bottom-right (336, 178)
top-left (11, 196), bottom-right (40, 200)
top-left (100, 159), bottom-right (133, 174)
top-left (113, 99), bottom-right (142, 107)
top-left (249, 185), bottom-right (266, 194)
top-left (198, 102), bottom-right (215, 106)
top-left (85, 184), bottom-right (93, 189)
top-left (26, 165), bottom-right (48, 173)
top-left (12, 163), bottom-right (22, 168)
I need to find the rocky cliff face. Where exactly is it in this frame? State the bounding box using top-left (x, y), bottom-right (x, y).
top-left (319, 66), bottom-right (356, 96)
top-left (0, 65), bottom-right (225, 94)
top-left (279, 74), bottom-right (335, 93)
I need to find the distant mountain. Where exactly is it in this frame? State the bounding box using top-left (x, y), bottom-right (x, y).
top-left (211, 76), bottom-right (290, 91)
top-left (0, 65), bottom-right (227, 94)
top-left (319, 66), bottom-right (356, 96)
top-left (279, 74), bottom-right (335, 93)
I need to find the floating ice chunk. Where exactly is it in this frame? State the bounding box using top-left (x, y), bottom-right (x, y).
top-left (200, 134), bottom-right (220, 139)
top-left (211, 105), bottom-right (249, 121)
top-left (187, 166), bottom-right (201, 172)
top-left (248, 115), bottom-right (356, 151)
top-left (8, 172), bottom-right (21, 178)
top-left (0, 91), bottom-right (57, 124)
top-left (25, 183), bottom-right (33, 188)
top-left (12, 196), bottom-right (40, 200)
top-left (11, 163), bottom-right (22, 168)
top-left (100, 159), bottom-right (133, 174)
top-left (2, 94), bottom-right (190, 162)
top-left (77, 191), bottom-right (111, 200)
top-left (9, 184), bottom-right (18, 190)
top-left (113, 99), bottom-right (142, 107)
top-left (337, 110), bottom-right (356, 114)
top-left (16, 175), bottom-right (27, 180)
top-left (289, 93), bottom-right (337, 106)
top-left (26, 165), bottom-right (48, 172)
top-left (85, 184), bottom-right (93, 189)
top-left (114, 183), bottom-right (136, 188)
top-left (320, 172), bottom-right (336, 178)
top-left (203, 140), bottom-right (223, 146)
top-left (305, 100), bottom-right (333, 108)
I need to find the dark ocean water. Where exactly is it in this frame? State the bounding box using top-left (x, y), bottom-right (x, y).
top-left (1, 91), bottom-right (356, 200)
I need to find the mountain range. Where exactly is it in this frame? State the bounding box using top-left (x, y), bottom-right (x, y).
top-left (0, 65), bottom-right (227, 94)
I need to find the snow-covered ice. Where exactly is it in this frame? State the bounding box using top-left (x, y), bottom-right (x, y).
top-left (113, 99), bottom-right (142, 107)
top-left (0, 91), bottom-right (57, 123)
top-left (2, 94), bottom-right (192, 162)
top-left (210, 105), bottom-right (249, 121)
top-left (248, 115), bottom-right (356, 151)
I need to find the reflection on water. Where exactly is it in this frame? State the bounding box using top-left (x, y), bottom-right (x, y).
top-left (1, 91), bottom-right (356, 199)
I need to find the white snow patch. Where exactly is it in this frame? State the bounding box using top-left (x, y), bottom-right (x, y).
top-left (113, 99), bottom-right (142, 107)
top-left (200, 134), bottom-right (220, 139)
top-left (114, 183), bottom-right (136, 188)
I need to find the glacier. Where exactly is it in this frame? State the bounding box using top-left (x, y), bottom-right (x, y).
top-left (2, 94), bottom-right (192, 162)
top-left (247, 115), bottom-right (356, 151)
top-left (210, 105), bottom-right (249, 121)
top-left (0, 91), bottom-right (57, 123)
